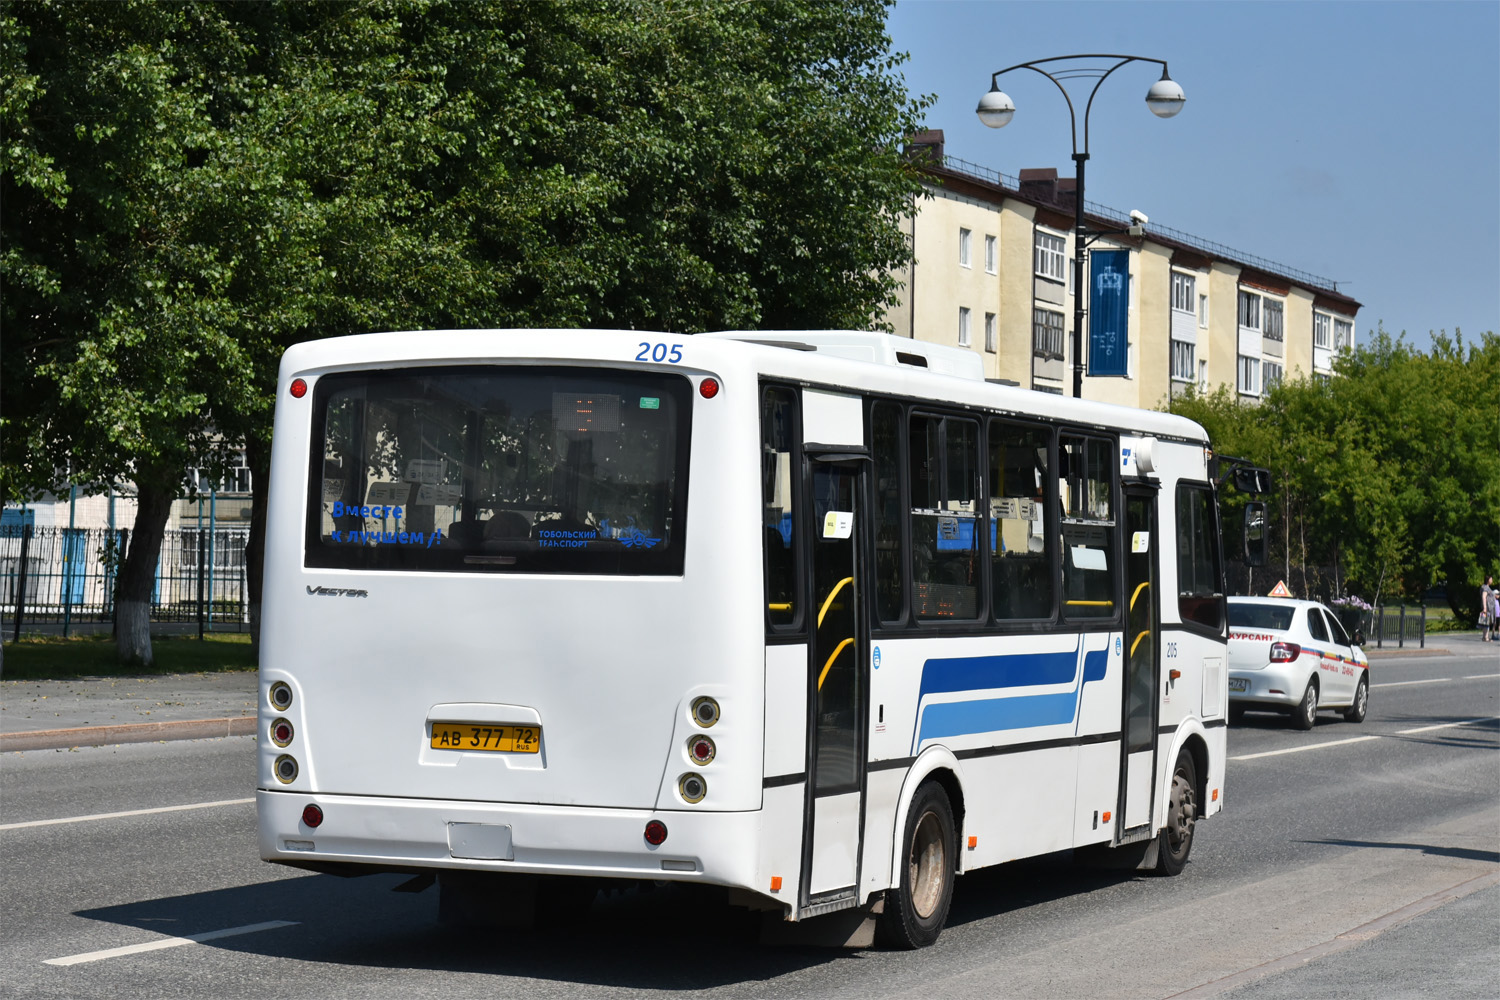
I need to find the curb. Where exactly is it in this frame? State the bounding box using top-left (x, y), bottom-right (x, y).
top-left (1, 716), bottom-right (256, 752)
top-left (1366, 647), bottom-right (1451, 660)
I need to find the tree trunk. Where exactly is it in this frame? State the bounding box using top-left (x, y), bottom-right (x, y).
top-left (246, 434), bottom-right (270, 663)
top-left (114, 480), bottom-right (174, 667)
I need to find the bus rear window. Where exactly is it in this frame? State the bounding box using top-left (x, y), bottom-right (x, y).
top-left (306, 366), bottom-right (691, 574)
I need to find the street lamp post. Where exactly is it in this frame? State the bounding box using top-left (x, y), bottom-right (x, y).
top-left (977, 55), bottom-right (1185, 398)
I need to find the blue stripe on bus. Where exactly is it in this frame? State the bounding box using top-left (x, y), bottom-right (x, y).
top-left (918, 648), bottom-right (1080, 699)
top-left (913, 645), bottom-right (1110, 748)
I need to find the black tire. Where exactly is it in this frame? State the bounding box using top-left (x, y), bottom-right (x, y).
top-left (1292, 680), bottom-right (1318, 730)
top-left (877, 781), bottom-right (956, 949)
top-left (1343, 675), bottom-right (1369, 723)
top-left (1152, 750), bottom-right (1198, 876)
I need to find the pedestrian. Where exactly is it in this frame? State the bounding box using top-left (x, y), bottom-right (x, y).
top-left (1483, 575), bottom-right (1498, 642)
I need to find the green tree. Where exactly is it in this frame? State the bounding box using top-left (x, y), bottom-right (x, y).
top-left (3, 0), bottom-right (930, 662)
top-left (1170, 328), bottom-right (1500, 621)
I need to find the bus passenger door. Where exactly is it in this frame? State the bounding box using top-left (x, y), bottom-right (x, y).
top-left (801, 457), bottom-right (867, 905)
top-left (1118, 487), bottom-right (1159, 839)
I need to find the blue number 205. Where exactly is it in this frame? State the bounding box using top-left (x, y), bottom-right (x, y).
top-left (636, 342), bottom-right (683, 364)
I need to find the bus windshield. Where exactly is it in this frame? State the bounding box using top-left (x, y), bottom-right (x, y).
top-left (305, 366), bottom-right (691, 574)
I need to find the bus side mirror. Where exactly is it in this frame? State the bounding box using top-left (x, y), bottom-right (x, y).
top-left (1233, 466), bottom-right (1272, 495)
top-left (1243, 502), bottom-right (1268, 567)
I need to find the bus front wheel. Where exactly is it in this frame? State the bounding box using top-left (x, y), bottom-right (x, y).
top-left (878, 781), bottom-right (956, 949)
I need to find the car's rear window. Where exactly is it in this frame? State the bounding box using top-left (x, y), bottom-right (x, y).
top-left (306, 366), bottom-right (691, 574)
top-left (1228, 602), bottom-right (1294, 631)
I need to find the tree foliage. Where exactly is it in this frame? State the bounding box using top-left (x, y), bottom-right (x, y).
top-left (1170, 328), bottom-right (1500, 620)
top-left (2, 0), bottom-right (929, 661)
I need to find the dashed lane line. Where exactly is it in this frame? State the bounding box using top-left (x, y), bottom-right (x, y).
top-left (44, 920), bottom-right (298, 967)
top-left (1372, 677), bottom-right (1450, 688)
top-left (1232, 717), bottom-right (1497, 760)
top-left (0, 797), bottom-right (254, 832)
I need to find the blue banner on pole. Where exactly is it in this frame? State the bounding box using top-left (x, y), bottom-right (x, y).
top-left (1088, 249), bottom-right (1130, 377)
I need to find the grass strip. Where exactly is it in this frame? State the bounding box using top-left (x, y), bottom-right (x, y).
top-left (1, 633), bottom-right (255, 680)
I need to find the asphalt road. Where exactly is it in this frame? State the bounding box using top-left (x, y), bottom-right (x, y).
top-left (2, 639), bottom-right (1495, 999)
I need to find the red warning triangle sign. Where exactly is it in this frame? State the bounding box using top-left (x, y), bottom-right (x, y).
top-left (1268, 580), bottom-right (1292, 597)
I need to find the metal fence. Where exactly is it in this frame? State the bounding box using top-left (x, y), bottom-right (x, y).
top-left (1, 524), bottom-right (250, 639)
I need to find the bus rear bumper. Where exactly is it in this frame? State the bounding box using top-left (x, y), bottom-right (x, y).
top-left (257, 789), bottom-right (764, 891)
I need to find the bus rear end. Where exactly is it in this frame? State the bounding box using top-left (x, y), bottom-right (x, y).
top-left (256, 331), bottom-right (767, 907)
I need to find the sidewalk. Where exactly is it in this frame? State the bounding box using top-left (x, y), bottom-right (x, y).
top-left (1, 670), bottom-right (257, 751)
top-left (0, 634), bottom-right (1486, 752)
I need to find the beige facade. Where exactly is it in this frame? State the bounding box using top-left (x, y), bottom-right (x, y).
top-left (884, 137), bottom-right (1361, 408)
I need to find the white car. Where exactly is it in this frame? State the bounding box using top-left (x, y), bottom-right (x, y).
top-left (1227, 597), bottom-right (1369, 729)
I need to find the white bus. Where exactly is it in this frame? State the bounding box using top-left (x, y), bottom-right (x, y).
top-left (258, 328), bottom-right (1241, 948)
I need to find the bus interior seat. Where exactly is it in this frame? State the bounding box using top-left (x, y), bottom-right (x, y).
top-left (484, 511), bottom-right (532, 540)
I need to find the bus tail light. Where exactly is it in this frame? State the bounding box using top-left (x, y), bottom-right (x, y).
top-left (289, 378), bottom-right (308, 398)
top-left (698, 377), bottom-right (720, 399)
top-left (1270, 642), bottom-right (1301, 663)
top-left (271, 718), bottom-right (294, 747)
top-left (302, 804), bottom-right (323, 828)
top-left (687, 735), bottom-right (716, 765)
top-left (678, 773), bottom-right (707, 803)
top-left (644, 820), bottom-right (668, 845)
top-left (274, 755), bottom-right (299, 784)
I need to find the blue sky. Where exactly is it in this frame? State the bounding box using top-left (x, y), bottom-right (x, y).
top-left (886, 0), bottom-right (1500, 352)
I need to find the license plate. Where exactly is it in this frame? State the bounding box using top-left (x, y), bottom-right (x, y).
top-left (1227, 678), bottom-right (1249, 692)
top-left (430, 723), bottom-right (541, 753)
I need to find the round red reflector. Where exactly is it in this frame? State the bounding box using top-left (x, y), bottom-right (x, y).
top-left (302, 804), bottom-right (323, 828)
top-left (274, 723), bottom-right (292, 743)
top-left (289, 378), bottom-right (308, 398)
top-left (698, 378), bottom-right (720, 399)
top-left (644, 820), bottom-right (668, 846)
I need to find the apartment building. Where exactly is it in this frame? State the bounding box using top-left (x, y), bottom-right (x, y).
top-left (886, 132), bottom-right (1361, 406)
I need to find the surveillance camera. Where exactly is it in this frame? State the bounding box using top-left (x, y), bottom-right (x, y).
top-left (1128, 209), bottom-right (1149, 226)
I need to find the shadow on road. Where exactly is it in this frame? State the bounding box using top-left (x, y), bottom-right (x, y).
top-left (74, 874), bottom-right (856, 988)
top-left (1296, 838), bottom-right (1500, 864)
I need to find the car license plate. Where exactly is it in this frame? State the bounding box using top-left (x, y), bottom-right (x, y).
top-left (1227, 678), bottom-right (1249, 692)
top-left (430, 723), bottom-right (541, 753)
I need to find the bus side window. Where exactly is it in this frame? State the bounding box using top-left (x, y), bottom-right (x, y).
top-left (911, 414), bottom-right (980, 621)
top-left (1175, 483), bottom-right (1224, 631)
top-left (1060, 435), bottom-right (1117, 620)
top-left (989, 419), bottom-right (1054, 621)
top-left (871, 402), bottom-right (906, 624)
top-left (761, 387), bottom-right (800, 629)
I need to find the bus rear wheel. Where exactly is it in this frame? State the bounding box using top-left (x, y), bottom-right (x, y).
top-left (878, 781), bottom-right (956, 949)
top-left (1152, 750), bottom-right (1198, 877)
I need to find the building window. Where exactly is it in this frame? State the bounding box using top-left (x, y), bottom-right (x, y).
top-left (984, 312), bottom-right (997, 353)
top-left (959, 228), bottom-right (972, 268)
top-left (1238, 356), bottom-right (1260, 396)
top-left (1314, 312), bottom-right (1332, 349)
top-left (1171, 341), bottom-right (1195, 382)
top-left (1032, 307), bottom-right (1065, 359)
top-left (1199, 293), bottom-right (1209, 329)
top-left (1171, 272), bottom-right (1195, 313)
top-left (1035, 230), bottom-right (1066, 282)
top-left (984, 234), bottom-right (997, 274)
top-left (1263, 361), bottom-right (1283, 393)
top-left (1198, 359), bottom-right (1209, 391)
top-left (1238, 290), bottom-right (1261, 331)
top-left (1263, 299), bottom-right (1284, 342)
top-left (958, 306), bottom-right (971, 347)
top-left (1334, 318), bottom-right (1353, 350)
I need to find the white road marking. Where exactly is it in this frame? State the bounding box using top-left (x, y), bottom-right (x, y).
top-left (44, 921), bottom-right (297, 967)
top-left (1231, 736), bottom-right (1381, 760)
top-left (0, 797), bottom-right (254, 832)
top-left (1232, 717), bottom-right (1498, 760)
top-left (1396, 716), bottom-right (1497, 735)
top-left (1464, 673), bottom-right (1500, 681)
top-left (1372, 677), bottom-right (1450, 688)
